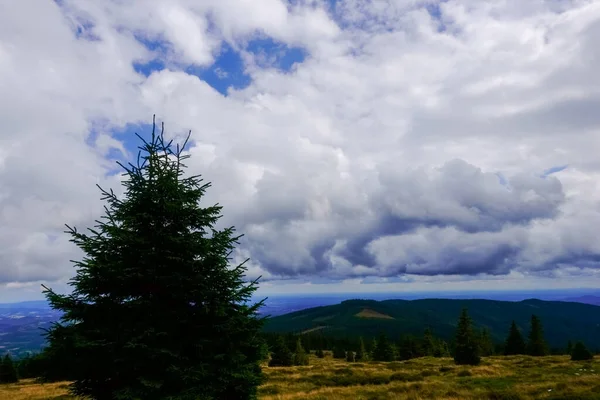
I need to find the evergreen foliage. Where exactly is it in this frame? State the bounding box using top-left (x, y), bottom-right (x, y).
top-left (527, 315), bottom-right (549, 356)
top-left (315, 348), bottom-right (325, 358)
top-left (478, 327), bottom-right (495, 356)
top-left (269, 336), bottom-right (294, 367)
top-left (566, 340), bottom-right (573, 355)
top-left (422, 328), bottom-right (436, 357)
top-left (0, 354), bottom-right (19, 383)
top-left (40, 118), bottom-right (266, 399)
top-left (293, 339), bottom-right (309, 366)
top-left (504, 321), bottom-right (526, 355)
top-left (453, 308), bottom-right (481, 366)
top-left (372, 333), bottom-right (395, 362)
top-left (332, 345), bottom-right (346, 359)
top-left (570, 341), bottom-right (593, 361)
top-left (434, 340), bottom-right (450, 358)
top-left (398, 335), bottom-right (420, 360)
top-left (345, 350), bottom-right (355, 362)
top-left (355, 337), bottom-right (367, 361)
top-left (16, 352), bottom-right (46, 380)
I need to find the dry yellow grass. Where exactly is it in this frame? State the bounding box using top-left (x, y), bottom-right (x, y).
top-left (2, 354), bottom-right (599, 399)
top-left (0, 379), bottom-right (74, 399)
top-left (258, 354), bottom-right (600, 400)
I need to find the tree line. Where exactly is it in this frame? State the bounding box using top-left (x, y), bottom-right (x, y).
top-left (2, 307), bottom-right (594, 384)
top-left (264, 309), bottom-right (595, 367)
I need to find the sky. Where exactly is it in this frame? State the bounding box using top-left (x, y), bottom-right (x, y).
top-left (1, 0), bottom-right (600, 302)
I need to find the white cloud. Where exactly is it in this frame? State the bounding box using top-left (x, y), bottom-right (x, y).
top-left (2, 0), bottom-right (600, 299)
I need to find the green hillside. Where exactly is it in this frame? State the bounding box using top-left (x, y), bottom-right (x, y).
top-left (263, 298), bottom-right (600, 349)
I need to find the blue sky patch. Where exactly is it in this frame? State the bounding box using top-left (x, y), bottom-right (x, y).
top-left (543, 165), bottom-right (569, 177)
top-left (186, 43), bottom-right (252, 95)
top-left (132, 36), bottom-right (170, 77)
top-left (426, 1), bottom-right (448, 33)
top-left (246, 37), bottom-right (306, 72)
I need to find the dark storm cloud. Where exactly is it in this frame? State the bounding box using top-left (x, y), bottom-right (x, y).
top-left (237, 158), bottom-right (568, 279)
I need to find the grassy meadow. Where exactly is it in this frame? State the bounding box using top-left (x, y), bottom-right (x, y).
top-left (2, 353), bottom-right (599, 400)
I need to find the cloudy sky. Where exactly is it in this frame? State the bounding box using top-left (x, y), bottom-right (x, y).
top-left (2, 0), bottom-right (600, 302)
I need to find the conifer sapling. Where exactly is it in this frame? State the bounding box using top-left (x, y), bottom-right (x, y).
top-left (269, 336), bottom-right (294, 367)
top-left (504, 320), bottom-right (526, 355)
top-left (527, 315), bottom-right (549, 356)
top-left (293, 338), bottom-right (309, 366)
top-left (453, 308), bottom-right (481, 366)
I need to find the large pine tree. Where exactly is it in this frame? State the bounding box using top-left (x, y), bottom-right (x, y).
top-left (453, 308), bottom-right (481, 365)
top-left (41, 118), bottom-right (267, 400)
top-left (504, 320), bottom-right (526, 355)
top-left (527, 315), bottom-right (549, 356)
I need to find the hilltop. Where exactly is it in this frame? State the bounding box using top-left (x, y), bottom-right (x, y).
top-left (264, 298), bottom-right (600, 349)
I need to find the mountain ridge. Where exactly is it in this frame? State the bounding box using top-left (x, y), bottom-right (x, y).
top-left (263, 298), bottom-right (600, 349)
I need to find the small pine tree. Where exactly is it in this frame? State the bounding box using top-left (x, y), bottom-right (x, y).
top-left (571, 341), bottom-right (594, 361)
top-left (369, 338), bottom-right (378, 359)
top-left (434, 340), bottom-right (450, 357)
top-left (293, 339), bottom-right (309, 366)
top-left (398, 334), bottom-right (419, 360)
top-left (355, 337), bottom-right (367, 361)
top-left (422, 327), bottom-right (436, 357)
top-left (0, 354), bottom-right (19, 383)
top-left (332, 345), bottom-right (346, 359)
top-left (345, 350), bottom-right (355, 362)
top-left (478, 327), bottom-right (495, 357)
top-left (527, 315), bottom-right (549, 356)
top-left (504, 320), bottom-right (526, 355)
top-left (372, 333), bottom-right (394, 362)
top-left (566, 340), bottom-right (574, 355)
top-left (269, 336), bottom-right (294, 367)
top-left (453, 308), bottom-right (481, 365)
top-left (315, 348), bottom-right (325, 358)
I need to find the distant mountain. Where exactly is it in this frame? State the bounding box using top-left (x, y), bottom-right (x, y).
top-left (4, 296), bottom-right (600, 357)
top-left (264, 298), bottom-right (600, 349)
top-left (0, 300), bottom-right (51, 310)
top-left (560, 295), bottom-right (600, 306)
top-left (0, 303), bottom-right (61, 357)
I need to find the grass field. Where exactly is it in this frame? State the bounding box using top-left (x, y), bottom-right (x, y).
top-left (2, 354), bottom-right (599, 399)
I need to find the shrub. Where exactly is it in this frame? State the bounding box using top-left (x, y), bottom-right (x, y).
top-left (389, 372), bottom-right (423, 382)
top-left (571, 341), bottom-right (594, 361)
top-left (487, 389), bottom-right (525, 400)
